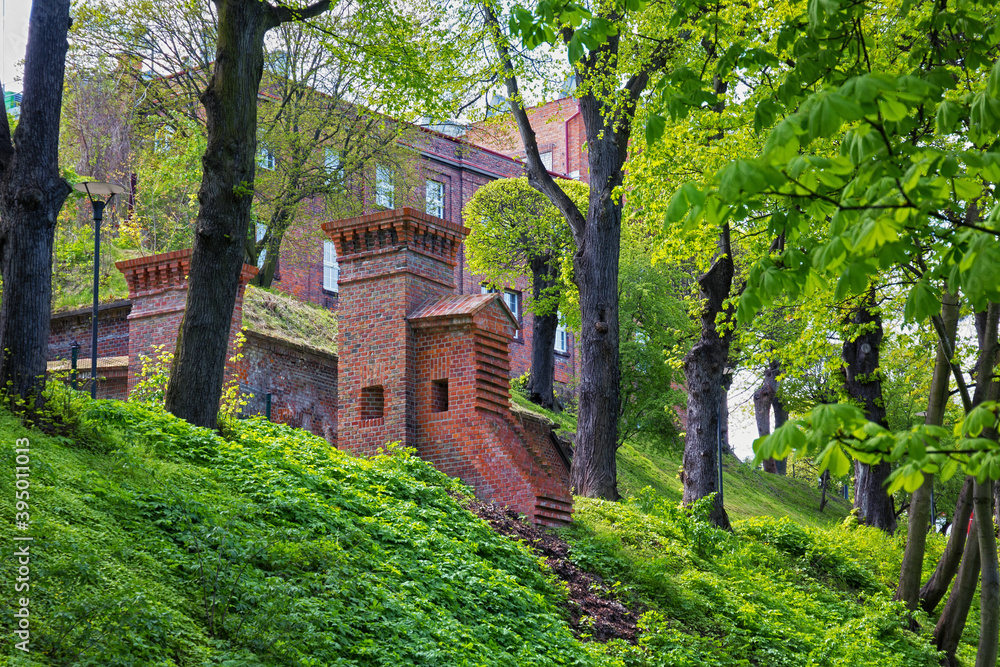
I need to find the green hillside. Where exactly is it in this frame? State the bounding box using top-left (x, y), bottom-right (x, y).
top-left (0, 396), bottom-right (959, 665)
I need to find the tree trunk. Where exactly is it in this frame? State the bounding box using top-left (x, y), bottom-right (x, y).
top-left (483, 4), bottom-right (672, 500)
top-left (896, 291), bottom-right (959, 610)
top-left (568, 90), bottom-right (624, 499)
top-left (0, 0), bottom-right (72, 405)
top-left (163, 0), bottom-right (329, 428)
top-left (526, 256), bottom-right (558, 411)
top-left (250, 203), bottom-right (294, 288)
top-left (755, 361), bottom-right (779, 473)
top-left (720, 377), bottom-right (732, 455)
top-left (935, 515), bottom-right (980, 666)
top-left (819, 470), bottom-right (830, 512)
top-left (772, 392), bottom-right (788, 474)
top-left (972, 301), bottom-right (1000, 667)
top-left (682, 224), bottom-right (734, 529)
top-left (974, 477), bottom-right (999, 667)
top-left (842, 294), bottom-right (896, 533)
top-left (921, 477), bottom-right (974, 612)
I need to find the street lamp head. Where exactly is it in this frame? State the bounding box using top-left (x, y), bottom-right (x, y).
top-left (73, 180), bottom-right (126, 199)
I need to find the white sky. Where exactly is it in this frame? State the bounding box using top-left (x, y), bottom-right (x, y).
top-left (2, 0), bottom-right (30, 94)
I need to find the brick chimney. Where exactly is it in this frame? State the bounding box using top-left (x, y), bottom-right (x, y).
top-left (116, 249), bottom-right (257, 394)
top-left (322, 207), bottom-right (467, 455)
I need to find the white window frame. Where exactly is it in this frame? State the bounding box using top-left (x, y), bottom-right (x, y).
top-left (323, 240), bottom-right (340, 293)
top-left (258, 145), bottom-right (276, 171)
top-left (255, 222), bottom-right (268, 269)
top-left (426, 179), bottom-right (445, 217)
top-left (540, 150), bottom-right (553, 171)
top-left (555, 317), bottom-right (569, 354)
top-left (375, 164), bottom-right (395, 208)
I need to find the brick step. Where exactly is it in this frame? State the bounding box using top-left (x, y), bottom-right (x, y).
top-left (534, 495), bottom-right (573, 526)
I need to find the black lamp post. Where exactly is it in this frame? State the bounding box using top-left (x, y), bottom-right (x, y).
top-left (73, 180), bottom-right (126, 399)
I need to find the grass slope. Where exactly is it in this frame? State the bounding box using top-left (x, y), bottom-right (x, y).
top-left (0, 402), bottom-right (586, 666)
top-left (0, 395), bottom-right (954, 666)
top-left (511, 393), bottom-right (853, 528)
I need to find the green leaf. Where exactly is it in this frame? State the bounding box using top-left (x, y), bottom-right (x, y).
top-left (953, 178), bottom-right (982, 202)
top-left (834, 261), bottom-right (872, 300)
top-left (989, 60), bottom-right (1000, 99)
top-left (645, 113), bottom-right (666, 146)
top-left (826, 445), bottom-right (851, 477)
top-left (567, 31), bottom-right (584, 65)
top-left (808, 94), bottom-right (843, 138)
top-left (936, 100), bottom-right (961, 135)
top-left (878, 95), bottom-right (909, 122)
top-left (902, 281), bottom-right (941, 322)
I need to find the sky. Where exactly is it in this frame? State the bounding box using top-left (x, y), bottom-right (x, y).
top-left (2, 0), bottom-right (30, 94)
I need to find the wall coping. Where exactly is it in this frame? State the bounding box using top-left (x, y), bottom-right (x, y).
top-left (408, 294), bottom-right (518, 329)
top-left (116, 248), bottom-right (258, 298)
top-left (320, 207), bottom-right (469, 268)
top-left (243, 329), bottom-right (338, 363)
top-left (51, 299), bottom-right (132, 324)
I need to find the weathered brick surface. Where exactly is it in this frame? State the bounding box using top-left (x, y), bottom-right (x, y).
top-left (329, 207), bottom-right (573, 523)
top-left (115, 249), bottom-right (257, 396)
top-left (47, 301), bottom-right (132, 362)
top-left (326, 208), bottom-right (464, 455)
top-left (238, 330), bottom-right (338, 444)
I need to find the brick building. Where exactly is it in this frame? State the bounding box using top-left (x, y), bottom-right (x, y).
top-left (46, 208), bottom-right (573, 525)
top-left (270, 122), bottom-right (582, 391)
top-left (467, 96), bottom-right (588, 184)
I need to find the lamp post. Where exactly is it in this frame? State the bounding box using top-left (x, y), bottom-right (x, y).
top-left (73, 180), bottom-right (126, 399)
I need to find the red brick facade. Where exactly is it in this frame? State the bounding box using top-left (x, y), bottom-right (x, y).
top-left (326, 207), bottom-right (572, 524)
top-left (271, 125), bottom-right (581, 392)
top-left (239, 330), bottom-right (338, 443)
top-left (47, 301), bottom-right (131, 363)
top-left (468, 97), bottom-right (589, 183)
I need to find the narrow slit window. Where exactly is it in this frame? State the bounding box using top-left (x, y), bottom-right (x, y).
top-left (432, 379), bottom-right (449, 413)
top-left (360, 385), bottom-right (384, 420)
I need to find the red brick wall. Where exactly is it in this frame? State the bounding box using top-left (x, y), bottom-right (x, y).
top-left (238, 330), bottom-right (338, 444)
top-left (326, 208), bottom-right (466, 455)
top-left (411, 299), bottom-right (573, 524)
top-left (47, 301), bottom-right (131, 362)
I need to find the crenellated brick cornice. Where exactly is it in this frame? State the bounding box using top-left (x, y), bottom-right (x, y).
top-left (116, 249), bottom-right (258, 298)
top-left (320, 207), bottom-right (469, 268)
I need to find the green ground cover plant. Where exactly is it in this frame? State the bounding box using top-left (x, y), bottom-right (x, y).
top-left (0, 401), bottom-right (587, 666)
top-left (0, 395), bottom-right (966, 665)
top-left (568, 494), bottom-right (944, 667)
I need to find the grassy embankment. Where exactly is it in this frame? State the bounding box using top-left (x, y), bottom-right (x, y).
top-left (0, 391), bottom-right (960, 666)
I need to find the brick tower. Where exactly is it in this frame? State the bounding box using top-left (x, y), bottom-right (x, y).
top-left (323, 207), bottom-right (573, 524)
top-left (116, 249), bottom-right (257, 394)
